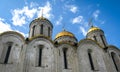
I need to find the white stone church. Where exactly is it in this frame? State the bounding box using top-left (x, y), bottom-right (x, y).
top-left (0, 16), bottom-right (120, 72)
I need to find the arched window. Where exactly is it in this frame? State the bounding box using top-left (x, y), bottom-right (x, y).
top-left (63, 48), bottom-right (68, 69)
top-left (40, 24), bottom-right (43, 34)
top-left (88, 49), bottom-right (95, 70)
top-left (37, 45), bottom-right (43, 67)
top-left (48, 27), bottom-right (50, 37)
top-left (32, 26), bottom-right (35, 37)
top-left (111, 52), bottom-right (119, 71)
top-left (100, 35), bottom-right (106, 47)
top-left (93, 36), bottom-right (97, 41)
top-left (1, 42), bottom-right (13, 64)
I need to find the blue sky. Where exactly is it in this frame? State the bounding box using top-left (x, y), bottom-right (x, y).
top-left (0, 0), bottom-right (120, 48)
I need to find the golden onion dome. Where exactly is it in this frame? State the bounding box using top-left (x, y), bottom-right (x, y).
top-left (55, 30), bottom-right (74, 39)
top-left (87, 26), bottom-right (101, 33)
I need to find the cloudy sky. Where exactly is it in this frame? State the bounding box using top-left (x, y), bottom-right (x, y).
top-left (0, 0), bottom-right (120, 48)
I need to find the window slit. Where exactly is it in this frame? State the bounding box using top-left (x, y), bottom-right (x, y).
top-left (4, 45), bottom-right (12, 64)
top-left (88, 50), bottom-right (95, 70)
top-left (63, 49), bottom-right (68, 69)
top-left (40, 24), bottom-right (43, 34)
top-left (100, 35), bottom-right (106, 47)
top-left (38, 48), bottom-right (42, 66)
top-left (111, 53), bottom-right (118, 71)
top-left (48, 27), bottom-right (50, 37)
top-left (93, 36), bottom-right (97, 41)
top-left (32, 26), bottom-right (35, 37)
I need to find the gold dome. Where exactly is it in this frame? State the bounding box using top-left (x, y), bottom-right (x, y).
top-left (55, 30), bottom-right (74, 39)
top-left (87, 26), bottom-right (101, 33)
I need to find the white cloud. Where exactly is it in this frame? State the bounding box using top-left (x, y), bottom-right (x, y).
top-left (11, 1), bottom-right (53, 27)
top-left (10, 1), bottom-right (53, 37)
top-left (71, 15), bottom-right (88, 36)
top-left (0, 18), bottom-right (12, 33)
top-left (24, 7), bottom-right (37, 18)
top-left (80, 26), bottom-right (87, 36)
top-left (55, 16), bottom-right (63, 26)
top-left (65, 5), bottom-right (78, 13)
top-left (0, 18), bottom-right (28, 37)
top-left (72, 15), bottom-right (89, 36)
top-left (72, 16), bottom-right (83, 24)
top-left (93, 10), bottom-right (100, 20)
top-left (11, 6), bottom-right (37, 26)
top-left (37, 1), bottom-right (53, 19)
top-left (70, 6), bottom-right (77, 13)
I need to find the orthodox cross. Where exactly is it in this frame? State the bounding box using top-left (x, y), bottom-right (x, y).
top-left (88, 18), bottom-right (94, 27)
top-left (62, 23), bottom-right (66, 31)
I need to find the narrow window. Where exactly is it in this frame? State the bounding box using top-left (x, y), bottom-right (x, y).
top-left (63, 48), bottom-right (68, 69)
top-left (88, 49), bottom-right (95, 70)
top-left (100, 35), bottom-right (106, 47)
top-left (38, 45), bottom-right (43, 67)
top-left (32, 26), bottom-right (35, 36)
top-left (4, 45), bottom-right (12, 64)
top-left (40, 24), bottom-right (43, 34)
top-left (48, 27), bottom-right (50, 37)
top-left (111, 52), bottom-right (118, 71)
top-left (93, 36), bottom-right (97, 41)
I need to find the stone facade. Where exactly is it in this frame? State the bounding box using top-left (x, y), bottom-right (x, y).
top-left (0, 16), bottom-right (120, 72)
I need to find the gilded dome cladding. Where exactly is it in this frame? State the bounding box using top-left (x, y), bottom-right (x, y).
top-left (87, 27), bottom-right (101, 33)
top-left (55, 30), bottom-right (74, 39)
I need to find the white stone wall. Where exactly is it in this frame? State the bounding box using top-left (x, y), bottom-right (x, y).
top-left (56, 44), bottom-right (79, 72)
top-left (23, 38), bottom-right (55, 72)
top-left (0, 32), bottom-right (24, 72)
top-left (107, 45), bottom-right (120, 72)
top-left (77, 39), bottom-right (108, 72)
top-left (0, 31), bottom-right (120, 72)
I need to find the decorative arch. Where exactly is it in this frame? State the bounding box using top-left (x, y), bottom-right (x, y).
top-left (107, 45), bottom-right (120, 71)
top-left (87, 49), bottom-right (95, 70)
top-left (56, 44), bottom-right (77, 72)
top-left (24, 37), bottom-right (55, 72)
top-left (111, 52), bottom-right (119, 71)
top-left (0, 42), bottom-right (13, 64)
top-left (0, 31), bottom-right (25, 41)
top-left (0, 31), bottom-right (25, 64)
top-left (77, 39), bottom-right (107, 72)
top-left (62, 48), bottom-right (68, 69)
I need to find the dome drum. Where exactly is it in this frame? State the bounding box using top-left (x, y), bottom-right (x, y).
top-left (86, 26), bottom-right (107, 48)
top-left (29, 16), bottom-right (53, 39)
